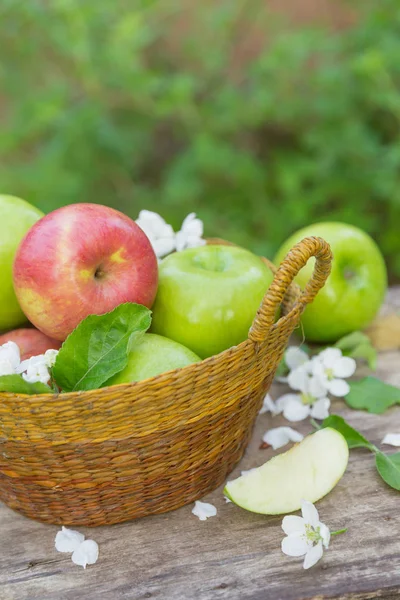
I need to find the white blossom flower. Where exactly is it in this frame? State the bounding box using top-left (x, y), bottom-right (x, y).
top-left (192, 501), bottom-right (217, 521)
top-left (262, 426), bottom-right (304, 450)
top-left (18, 356), bottom-right (49, 384)
top-left (310, 348), bottom-right (356, 397)
top-left (175, 213), bottom-right (206, 252)
top-left (0, 341), bottom-right (21, 376)
top-left (259, 393), bottom-right (280, 415)
top-left (285, 347), bottom-right (309, 371)
top-left (273, 394), bottom-right (331, 422)
top-left (281, 500), bottom-right (330, 569)
top-left (381, 433), bottom-right (400, 447)
top-left (71, 539), bottom-right (99, 569)
top-left (55, 526), bottom-right (85, 553)
top-left (136, 210), bottom-right (176, 258)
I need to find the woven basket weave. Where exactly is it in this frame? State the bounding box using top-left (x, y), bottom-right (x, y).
top-left (0, 236), bottom-right (332, 526)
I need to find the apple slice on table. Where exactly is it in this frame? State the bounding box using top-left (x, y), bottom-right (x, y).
top-left (224, 428), bottom-right (348, 514)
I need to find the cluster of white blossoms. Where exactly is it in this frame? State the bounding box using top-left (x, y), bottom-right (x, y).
top-left (136, 210), bottom-right (206, 259)
top-left (262, 346), bottom-right (356, 422)
top-left (0, 341), bottom-right (58, 386)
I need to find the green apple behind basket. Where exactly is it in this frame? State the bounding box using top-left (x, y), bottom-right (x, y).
top-left (275, 222), bottom-right (387, 343)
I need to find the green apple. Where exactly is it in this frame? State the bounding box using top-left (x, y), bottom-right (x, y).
top-left (151, 245), bottom-right (274, 358)
top-left (224, 428), bottom-right (348, 514)
top-left (106, 333), bottom-right (201, 384)
top-left (0, 195), bottom-right (44, 331)
top-left (274, 222), bottom-right (387, 342)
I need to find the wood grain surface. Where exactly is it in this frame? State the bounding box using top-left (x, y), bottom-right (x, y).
top-left (1, 289), bottom-right (399, 600)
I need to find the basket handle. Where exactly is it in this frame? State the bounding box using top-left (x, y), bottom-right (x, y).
top-left (249, 236), bottom-right (333, 344)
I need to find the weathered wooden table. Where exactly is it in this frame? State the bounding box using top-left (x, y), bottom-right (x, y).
top-left (1, 290), bottom-right (399, 600)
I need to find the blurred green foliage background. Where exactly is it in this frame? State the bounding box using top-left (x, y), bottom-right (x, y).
top-left (1, 0), bottom-right (400, 279)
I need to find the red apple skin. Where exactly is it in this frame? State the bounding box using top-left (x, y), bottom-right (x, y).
top-left (0, 328), bottom-right (61, 360)
top-left (13, 203), bottom-right (158, 341)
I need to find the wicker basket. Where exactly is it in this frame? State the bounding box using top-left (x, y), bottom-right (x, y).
top-left (0, 236), bottom-right (332, 526)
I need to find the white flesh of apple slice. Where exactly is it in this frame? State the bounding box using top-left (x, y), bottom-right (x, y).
top-left (224, 428), bottom-right (348, 514)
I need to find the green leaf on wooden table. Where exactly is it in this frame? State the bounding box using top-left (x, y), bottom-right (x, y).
top-left (321, 415), bottom-right (375, 450)
top-left (0, 374), bottom-right (51, 395)
top-left (53, 303), bottom-right (152, 393)
top-left (345, 377), bottom-right (400, 414)
top-left (335, 331), bottom-right (377, 370)
top-left (375, 451), bottom-right (400, 491)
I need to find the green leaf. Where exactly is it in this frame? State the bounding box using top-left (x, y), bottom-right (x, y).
top-left (335, 331), bottom-right (377, 370)
top-left (345, 377), bottom-right (400, 414)
top-left (375, 451), bottom-right (400, 491)
top-left (321, 415), bottom-right (375, 450)
top-left (0, 374), bottom-right (51, 395)
top-left (53, 303), bottom-right (152, 392)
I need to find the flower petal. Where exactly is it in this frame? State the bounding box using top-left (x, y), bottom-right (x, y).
top-left (262, 426), bottom-right (303, 450)
top-left (287, 367), bottom-right (309, 392)
top-left (241, 468), bottom-right (257, 477)
top-left (381, 433), bottom-right (400, 447)
top-left (319, 523), bottom-right (331, 549)
top-left (282, 515), bottom-right (306, 536)
top-left (55, 526), bottom-right (85, 553)
top-left (71, 539), bottom-right (99, 569)
top-left (224, 495), bottom-right (232, 503)
top-left (282, 535), bottom-right (310, 557)
top-left (0, 359), bottom-right (16, 376)
top-left (301, 500), bottom-right (320, 527)
top-left (319, 348), bottom-right (342, 369)
top-left (180, 213), bottom-right (202, 236)
top-left (275, 393), bottom-right (299, 413)
top-left (310, 398), bottom-right (330, 420)
top-left (327, 378), bottom-right (350, 397)
top-left (303, 541), bottom-right (323, 569)
top-left (283, 398), bottom-right (310, 422)
top-left (152, 237), bottom-right (176, 258)
top-left (332, 356), bottom-right (356, 378)
top-left (308, 375), bottom-right (329, 399)
top-left (259, 393), bottom-right (279, 415)
top-left (192, 501), bottom-right (217, 521)
top-left (285, 347), bottom-right (309, 371)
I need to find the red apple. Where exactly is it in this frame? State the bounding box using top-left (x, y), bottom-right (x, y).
top-left (13, 203), bottom-right (158, 341)
top-left (0, 328), bottom-right (61, 360)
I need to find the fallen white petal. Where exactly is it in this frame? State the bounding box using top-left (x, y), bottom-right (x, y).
top-left (301, 500), bottom-right (320, 528)
top-left (282, 398), bottom-right (310, 422)
top-left (381, 433), bottom-right (400, 447)
top-left (259, 393), bottom-right (280, 415)
top-left (303, 541), bottom-right (323, 569)
top-left (262, 426), bottom-right (304, 450)
top-left (319, 523), bottom-right (331, 549)
top-left (224, 495), bottom-right (232, 503)
top-left (241, 468), bottom-right (257, 477)
top-left (327, 378), bottom-right (350, 397)
top-left (332, 356), bottom-right (356, 378)
top-left (319, 348), bottom-right (342, 369)
top-left (287, 367), bottom-right (309, 392)
top-left (282, 515), bottom-right (306, 536)
top-left (310, 398), bottom-right (330, 420)
top-left (281, 535), bottom-right (311, 557)
top-left (71, 539), bottom-right (99, 569)
top-left (285, 347), bottom-right (309, 371)
top-left (192, 501), bottom-right (217, 521)
top-left (55, 526), bottom-right (85, 553)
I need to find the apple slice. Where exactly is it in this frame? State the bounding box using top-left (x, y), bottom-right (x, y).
top-left (224, 428), bottom-right (348, 514)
